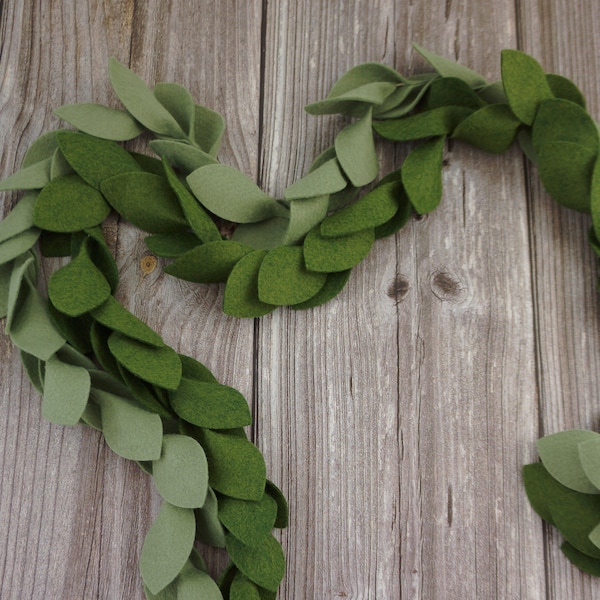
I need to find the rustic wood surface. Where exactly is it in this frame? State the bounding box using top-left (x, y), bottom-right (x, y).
top-left (1, 1), bottom-right (600, 598)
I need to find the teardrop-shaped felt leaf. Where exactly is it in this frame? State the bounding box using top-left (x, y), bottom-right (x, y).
top-left (413, 44), bottom-right (487, 88)
top-left (154, 82), bottom-right (195, 135)
top-left (225, 533), bottom-right (285, 592)
top-left (108, 332), bottom-right (182, 390)
top-left (452, 104), bottom-right (522, 153)
top-left (230, 572), bottom-right (261, 600)
top-left (375, 76), bottom-right (436, 119)
top-left (0, 262), bottom-right (11, 318)
top-left (187, 165), bottom-right (288, 223)
top-left (291, 269), bottom-right (352, 310)
top-left (48, 305), bottom-right (93, 355)
top-left (283, 195), bottom-right (329, 245)
top-left (265, 480), bottom-right (288, 529)
top-left (95, 389), bottom-right (163, 460)
top-left (199, 429), bottom-right (266, 501)
top-left (50, 148), bottom-right (74, 179)
top-left (546, 74), bottom-right (586, 108)
top-left (0, 229), bottom-right (40, 265)
top-left (537, 141), bottom-right (596, 213)
top-left (54, 103), bottom-right (144, 140)
top-left (48, 242), bottom-right (111, 317)
top-left (22, 131), bottom-right (61, 167)
top-left (304, 82), bottom-right (398, 116)
top-left (85, 227), bottom-right (119, 292)
top-left (140, 502), bottom-right (196, 594)
top-left (170, 378), bottom-right (252, 429)
top-left (303, 227), bottom-right (375, 273)
top-left (5, 253), bottom-right (37, 328)
top-left (145, 233), bottom-right (201, 258)
top-left (0, 158), bottom-right (52, 191)
top-left (325, 62), bottom-right (405, 97)
top-left (177, 568), bottom-right (224, 600)
top-left (257, 246), bottom-right (327, 305)
top-left (164, 241), bottom-right (253, 283)
top-left (579, 438), bottom-right (600, 492)
top-left (193, 104), bottom-right (226, 157)
top-left (0, 193), bottom-right (36, 244)
top-left (152, 434), bottom-right (209, 509)
top-left (150, 140), bottom-right (218, 173)
top-left (283, 159), bottom-right (347, 200)
top-left (118, 365), bottom-right (172, 419)
top-left (42, 359), bottom-right (90, 425)
top-left (131, 152), bottom-right (165, 176)
top-left (589, 522), bottom-right (600, 552)
top-left (195, 487), bottom-right (226, 548)
top-left (230, 218), bottom-right (289, 251)
top-left (335, 109), bottom-right (378, 186)
top-left (424, 77), bottom-right (485, 110)
top-left (219, 493), bottom-right (277, 547)
top-left (561, 542), bottom-right (600, 577)
top-left (100, 172), bottom-right (188, 233)
top-left (179, 354), bottom-right (218, 383)
top-left (501, 49), bottom-right (553, 125)
top-left (91, 295), bottom-right (164, 347)
top-left (223, 250), bottom-right (276, 318)
top-left (20, 350), bottom-right (44, 394)
top-left (537, 430), bottom-right (600, 494)
top-left (33, 174), bottom-right (111, 232)
top-left (90, 322), bottom-right (123, 380)
top-left (56, 131), bottom-right (142, 189)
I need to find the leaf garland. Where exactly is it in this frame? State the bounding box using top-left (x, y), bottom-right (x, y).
top-left (2, 44), bottom-right (600, 598)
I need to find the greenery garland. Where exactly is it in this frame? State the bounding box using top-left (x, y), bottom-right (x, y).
top-left (2, 43), bottom-right (600, 597)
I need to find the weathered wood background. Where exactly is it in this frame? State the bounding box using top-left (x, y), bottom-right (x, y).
top-left (2, 1), bottom-right (600, 598)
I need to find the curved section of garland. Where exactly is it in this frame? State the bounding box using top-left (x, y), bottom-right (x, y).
top-left (1, 44), bottom-right (600, 596)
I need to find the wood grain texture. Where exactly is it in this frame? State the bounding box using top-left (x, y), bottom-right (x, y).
top-left (1, 1), bottom-right (600, 599)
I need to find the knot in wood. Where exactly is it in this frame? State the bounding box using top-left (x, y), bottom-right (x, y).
top-left (140, 255), bottom-right (158, 275)
top-left (430, 269), bottom-right (465, 302)
top-left (387, 274), bottom-right (411, 303)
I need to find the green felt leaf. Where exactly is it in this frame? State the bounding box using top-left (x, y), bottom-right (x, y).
top-left (33, 174), bottom-right (111, 233)
top-left (257, 246), bottom-right (327, 305)
top-left (592, 156), bottom-right (600, 240)
top-left (304, 227), bottom-right (375, 273)
top-left (177, 568), bottom-right (224, 600)
top-left (223, 250), bottom-right (276, 318)
top-left (22, 131), bottom-right (61, 167)
top-left (50, 148), bottom-right (74, 180)
top-left (0, 193), bottom-right (36, 244)
top-left (54, 103), bottom-right (144, 140)
top-left (425, 77), bottom-right (484, 110)
top-left (283, 195), bottom-right (329, 245)
top-left (219, 493), bottom-right (277, 547)
top-left (56, 131), bottom-right (142, 189)
top-left (154, 82), bottom-right (195, 135)
top-left (373, 106), bottom-right (472, 141)
top-left (85, 227), bottom-right (119, 293)
top-left (193, 104), bottom-right (226, 157)
top-left (413, 44), bottom-right (487, 88)
top-left (198, 429), bottom-right (266, 501)
top-left (179, 354), bottom-right (218, 383)
top-left (283, 159), bottom-right (347, 200)
top-left (546, 74), bottom-right (586, 108)
top-left (402, 136), bottom-right (445, 214)
top-left (187, 165), bottom-right (288, 223)
top-left (56, 344), bottom-right (96, 371)
top-left (0, 261), bottom-right (12, 318)
top-left (95, 388), bottom-right (163, 460)
top-left (453, 104), bottom-right (522, 153)
top-left (39, 231), bottom-right (71, 257)
top-left (304, 81), bottom-right (397, 116)
top-left (374, 186), bottom-right (412, 239)
top-left (561, 542), bottom-right (600, 577)
top-left (537, 141), bottom-right (596, 213)
top-left (108, 332), bottom-right (182, 390)
top-left (477, 81), bottom-right (508, 105)
top-left (145, 233), bottom-right (200, 258)
top-left (231, 218), bottom-right (289, 251)
top-left (42, 358), bottom-right (90, 425)
top-left (90, 322), bottom-right (123, 380)
top-left (320, 181), bottom-right (401, 237)
top-left (140, 502), bottom-right (196, 595)
top-left (0, 229), bottom-right (40, 265)
top-left (325, 62), bottom-right (405, 97)
top-left (91, 295), bottom-right (164, 347)
top-left (131, 152), bottom-right (165, 176)
top-left (591, 522), bottom-right (600, 552)
top-left (374, 75), bottom-right (436, 119)
top-left (335, 108), bottom-right (378, 186)
top-left (162, 160), bottom-right (221, 243)
top-left (6, 253), bottom-right (37, 327)
top-left (170, 378), bottom-right (252, 429)
top-left (195, 487), bottom-right (226, 548)
top-left (537, 430), bottom-right (600, 494)
top-left (48, 304), bottom-right (93, 355)
top-left (518, 130), bottom-right (538, 164)
top-left (150, 140), bottom-right (218, 173)
top-left (100, 172), bottom-right (188, 233)
top-left (0, 158), bottom-right (51, 191)
top-left (20, 350), bottom-right (44, 394)
top-left (501, 49), bottom-right (553, 125)
top-left (118, 365), bottom-right (172, 418)
top-left (291, 269), bottom-right (352, 310)
top-left (225, 533), bottom-right (285, 592)
top-left (231, 572), bottom-right (260, 600)
top-left (164, 241), bottom-right (253, 283)
top-left (265, 480), bottom-right (288, 529)
top-left (579, 438), bottom-right (600, 492)
top-left (152, 434), bottom-right (209, 509)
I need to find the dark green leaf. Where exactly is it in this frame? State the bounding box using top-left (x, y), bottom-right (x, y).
top-left (303, 227), bottom-right (374, 273)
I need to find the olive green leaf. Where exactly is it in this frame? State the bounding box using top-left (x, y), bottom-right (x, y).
top-left (546, 73), bottom-right (586, 108)
top-left (0, 192), bottom-right (36, 244)
top-left (218, 493), bottom-right (278, 547)
top-left (413, 44), bottom-right (487, 88)
top-left (193, 104), bottom-right (226, 157)
top-left (283, 195), bottom-right (329, 245)
top-left (283, 159), bottom-right (347, 200)
top-left (154, 82), bottom-right (195, 135)
top-left (303, 227), bottom-right (375, 273)
top-left (231, 218), bottom-right (290, 251)
top-left (150, 140), bottom-right (218, 173)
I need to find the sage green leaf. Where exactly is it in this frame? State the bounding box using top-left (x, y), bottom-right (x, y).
top-left (170, 378), bottom-right (252, 429)
top-left (320, 181), bottom-right (401, 237)
top-left (152, 434), bottom-right (209, 509)
top-left (374, 83), bottom-right (418, 116)
top-left (265, 480), bottom-right (288, 528)
top-left (579, 438), bottom-right (600, 492)
top-left (326, 62), bottom-right (405, 97)
top-left (154, 82), bottom-right (195, 135)
top-left (223, 250), bottom-right (276, 318)
top-left (198, 429), bottom-right (266, 501)
top-left (231, 218), bottom-right (289, 250)
top-left (218, 493), bottom-right (277, 547)
top-left (561, 542), bottom-right (600, 577)
top-left (164, 241), bottom-right (253, 283)
top-left (91, 295), bottom-right (164, 347)
top-left (373, 106), bottom-right (472, 141)
top-left (0, 158), bottom-right (51, 191)
top-left (230, 572), bottom-right (260, 600)
top-left (150, 140), bottom-right (217, 173)
top-left (532, 98), bottom-right (599, 152)
top-left (33, 174), bottom-right (111, 232)
top-left (48, 304), bottom-right (93, 354)
top-left (187, 165), bottom-right (288, 223)
top-left (179, 354), bottom-right (218, 383)
top-left (118, 366), bottom-right (172, 418)
top-left (55, 344), bottom-right (97, 370)
top-left (547, 73), bottom-right (586, 108)
top-left (22, 130), bottom-right (61, 167)
top-left (0, 229), bottom-right (40, 265)
top-left (425, 77), bottom-right (484, 110)
top-left (283, 159), bottom-right (347, 200)
top-left (257, 246), bottom-right (327, 305)
top-left (193, 104), bottom-right (226, 157)
top-left (501, 49), bottom-right (553, 125)
top-left (140, 502), bottom-right (196, 594)
top-left (304, 81), bottom-right (397, 116)
top-left (54, 103), bottom-right (145, 140)
top-left (162, 160), bottom-right (221, 243)
top-left (0, 261), bottom-right (11, 318)
top-left (374, 76), bottom-right (436, 119)
top-left (95, 388), bottom-right (163, 460)
top-left (109, 58), bottom-right (187, 139)
top-left (108, 332), bottom-right (182, 390)
top-left (56, 131), bottom-right (142, 189)
top-left (283, 195), bottom-right (329, 245)
top-left (20, 350), bottom-right (44, 394)
top-left (522, 462), bottom-right (572, 526)
top-left (304, 227), bottom-right (375, 273)
top-left (145, 233), bottom-right (200, 258)
top-left (195, 487), bottom-right (226, 548)
top-left (48, 241), bottom-right (111, 317)
top-left (537, 430), bottom-right (600, 494)
top-left (6, 253), bottom-right (37, 328)
top-left (413, 44), bottom-right (487, 88)
top-left (537, 141), bottom-right (595, 213)
top-left (590, 522), bottom-right (600, 552)
top-left (225, 533), bottom-right (285, 592)
top-left (177, 568), bottom-right (224, 600)
top-left (50, 148), bottom-right (74, 179)
top-left (101, 172), bottom-right (188, 233)
top-left (335, 108), bottom-right (378, 186)
top-left (42, 359), bottom-right (90, 425)
top-left (291, 269), bottom-right (352, 310)
top-left (0, 192), bottom-right (36, 243)
top-left (453, 104), bottom-right (522, 153)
